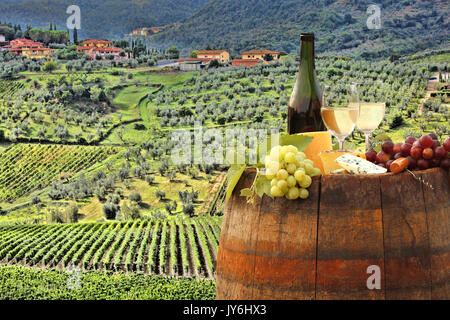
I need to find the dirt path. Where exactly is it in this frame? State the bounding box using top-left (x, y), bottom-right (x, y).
top-left (200, 172), bottom-right (226, 215)
top-left (418, 72), bottom-right (440, 115)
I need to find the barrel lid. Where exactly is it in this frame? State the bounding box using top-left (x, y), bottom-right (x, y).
top-left (301, 33), bottom-right (315, 41)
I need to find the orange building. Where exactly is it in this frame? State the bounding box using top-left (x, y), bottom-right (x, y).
top-left (197, 50), bottom-right (230, 63)
top-left (241, 50), bottom-right (280, 62)
top-left (83, 39), bottom-right (111, 48)
top-left (77, 39), bottom-right (125, 60)
top-left (5, 38), bottom-right (52, 59)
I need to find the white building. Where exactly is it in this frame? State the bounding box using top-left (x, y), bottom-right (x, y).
top-left (179, 60), bottom-right (204, 71)
top-left (0, 35), bottom-right (5, 42)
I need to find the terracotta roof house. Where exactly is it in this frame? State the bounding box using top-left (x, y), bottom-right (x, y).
top-left (83, 39), bottom-right (111, 48)
top-left (196, 50), bottom-right (230, 63)
top-left (6, 38), bottom-right (53, 59)
top-left (241, 49), bottom-right (280, 62)
top-left (77, 39), bottom-right (126, 60)
top-left (92, 47), bottom-right (126, 60)
top-left (232, 59), bottom-right (262, 68)
top-left (77, 46), bottom-right (92, 52)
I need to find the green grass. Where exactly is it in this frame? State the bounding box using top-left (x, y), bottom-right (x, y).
top-left (113, 85), bottom-right (150, 121)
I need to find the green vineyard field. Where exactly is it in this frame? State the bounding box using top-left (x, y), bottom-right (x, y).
top-left (0, 217), bottom-right (222, 279)
top-left (0, 266), bottom-right (216, 300)
top-left (0, 144), bottom-right (118, 201)
top-left (0, 80), bottom-right (24, 99)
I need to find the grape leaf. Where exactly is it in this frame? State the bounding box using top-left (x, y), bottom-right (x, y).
top-left (374, 133), bottom-right (392, 142)
top-left (254, 174), bottom-right (274, 200)
top-left (373, 134), bottom-right (392, 152)
top-left (240, 188), bottom-right (254, 197)
top-left (280, 134), bottom-right (314, 151)
top-left (225, 164), bottom-right (246, 202)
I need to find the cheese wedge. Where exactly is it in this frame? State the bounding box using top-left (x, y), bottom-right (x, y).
top-left (301, 132), bottom-right (332, 174)
top-left (335, 154), bottom-right (387, 175)
top-left (320, 150), bottom-right (366, 174)
top-left (329, 169), bottom-right (349, 175)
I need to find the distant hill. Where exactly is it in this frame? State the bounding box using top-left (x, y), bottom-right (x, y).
top-left (149, 0), bottom-right (449, 58)
top-left (0, 0), bottom-right (210, 39)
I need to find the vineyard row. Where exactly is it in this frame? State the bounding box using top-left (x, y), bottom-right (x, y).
top-left (0, 217), bottom-right (223, 279)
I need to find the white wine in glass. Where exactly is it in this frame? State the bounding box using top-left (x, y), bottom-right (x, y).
top-left (356, 102), bottom-right (386, 151)
top-left (321, 83), bottom-right (360, 151)
top-left (321, 107), bottom-right (360, 151)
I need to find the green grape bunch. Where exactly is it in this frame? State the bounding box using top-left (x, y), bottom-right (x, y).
top-left (264, 145), bottom-right (321, 200)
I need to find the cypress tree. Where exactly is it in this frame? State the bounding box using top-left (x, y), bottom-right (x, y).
top-left (73, 27), bottom-right (78, 44)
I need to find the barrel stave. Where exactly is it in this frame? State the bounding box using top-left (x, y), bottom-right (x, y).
top-left (317, 174), bottom-right (385, 300)
top-left (380, 172), bottom-right (432, 300)
top-left (251, 176), bottom-right (320, 300)
top-left (416, 169), bottom-right (450, 299)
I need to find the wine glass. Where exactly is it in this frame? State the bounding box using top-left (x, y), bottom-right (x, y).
top-left (321, 83), bottom-right (360, 151)
top-left (356, 102), bottom-right (386, 151)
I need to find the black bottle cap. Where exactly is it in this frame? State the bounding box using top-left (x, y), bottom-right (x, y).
top-left (300, 33), bottom-right (315, 41)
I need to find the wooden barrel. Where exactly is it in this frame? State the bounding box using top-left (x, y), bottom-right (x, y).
top-left (216, 168), bottom-right (449, 300)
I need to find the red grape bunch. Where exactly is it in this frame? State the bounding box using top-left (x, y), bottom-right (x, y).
top-left (365, 134), bottom-right (450, 172)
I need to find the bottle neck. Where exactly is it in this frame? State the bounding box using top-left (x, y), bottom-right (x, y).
top-left (300, 40), bottom-right (315, 70)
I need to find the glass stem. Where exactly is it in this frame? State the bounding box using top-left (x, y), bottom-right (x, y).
top-left (338, 138), bottom-right (345, 151)
top-left (364, 133), bottom-right (371, 152)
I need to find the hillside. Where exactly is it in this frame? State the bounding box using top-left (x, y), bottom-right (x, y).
top-left (149, 0), bottom-right (449, 58)
top-left (0, 0), bottom-right (210, 39)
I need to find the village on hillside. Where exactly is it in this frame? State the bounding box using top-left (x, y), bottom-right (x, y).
top-left (0, 28), bottom-right (283, 71)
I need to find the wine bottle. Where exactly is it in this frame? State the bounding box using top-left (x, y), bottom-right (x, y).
top-left (288, 33), bottom-right (325, 134)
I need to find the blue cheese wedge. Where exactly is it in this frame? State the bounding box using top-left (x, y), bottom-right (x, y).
top-left (335, 154), bottom-right (387, 175)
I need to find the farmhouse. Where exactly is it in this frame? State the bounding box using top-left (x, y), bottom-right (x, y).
top-left (3, 38), bottom-right (52, 59)
top-left (83, 39), bottom-right (111, 48)
top-left (241, 49), bottom-right (280, 62)
top-left (93, 47), bottom-right (126, 60)
top-left (77, 39), bottom-right (126, 60)
top-left (197, 50), bottom-right (230, 63)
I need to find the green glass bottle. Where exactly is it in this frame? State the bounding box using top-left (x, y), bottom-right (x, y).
top-left (288, 33), bottom-right (325, 134)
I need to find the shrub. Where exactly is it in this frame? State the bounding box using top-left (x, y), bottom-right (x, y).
top-left (165, 201), bottom-right (177, 215)
top-left (103, 202), bottom-right (119, 220)
top-left (31, 195), bottom-right (41, 205)
top-left (133, 123), bottom-right (146, 130)
top-left (120, 201), bottom-right (141, 220)
top-left (47, 209), bottom-right (64, 224)
top-left (216, 115), bottom-right (226, 125)
top-left (182, 203), bottom-right (195, 217)
top-left (145, 175), bottom-right (155, 185)
top-left (64, 205), bottom-right (79, 223)
top-left (42, 61), bottom-right (58, 72)
top-left (156, 190), bottom-right (166, 201)
top-left (129, 192), bottom-right (142, 203)
top-left (389, 113), bottom-right (404, 129)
